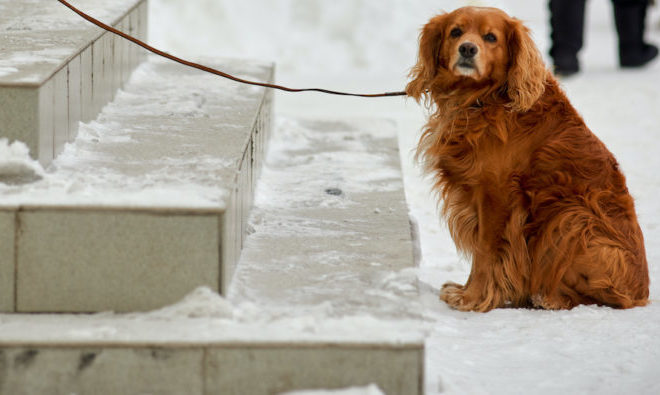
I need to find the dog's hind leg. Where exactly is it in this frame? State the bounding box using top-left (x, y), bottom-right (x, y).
top-left (529, 207), bottom-right (649, 310)
top-left (568, 243), bottom-right (649, 308)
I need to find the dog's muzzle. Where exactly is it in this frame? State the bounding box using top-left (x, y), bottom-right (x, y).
top-left (456, 42), bottom-right (479, 74)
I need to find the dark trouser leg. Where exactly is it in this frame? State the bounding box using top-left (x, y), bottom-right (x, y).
top-left (612, 0), bottom-right (658, 67)
top-left (549, 0), bottom-right (587, 75)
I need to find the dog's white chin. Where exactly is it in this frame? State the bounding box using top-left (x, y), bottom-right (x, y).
top-left (456, 65), bottom-right (477, 77)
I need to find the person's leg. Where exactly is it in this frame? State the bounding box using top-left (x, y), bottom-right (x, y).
top-left (549, 0), bottom-right (587, 76)
top-left (612, 0), bottom-right (658, 67)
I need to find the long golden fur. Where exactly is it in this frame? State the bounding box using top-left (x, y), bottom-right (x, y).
top-left (408, 7), bottom-right (649, 311)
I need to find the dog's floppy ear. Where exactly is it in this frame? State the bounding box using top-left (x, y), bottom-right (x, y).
top-left (407, 13), bottom-right (448, 104)
top-left (506, 18), bottom-right (548, 112)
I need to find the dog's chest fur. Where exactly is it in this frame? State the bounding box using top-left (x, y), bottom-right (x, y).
top-left (430, 108), bottom-right (530, 191)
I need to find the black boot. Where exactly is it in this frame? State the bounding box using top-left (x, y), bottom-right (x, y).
top-left (613, 0), bottom-right (659, 67)
top-left (549, 0), bottom-right (587, 76)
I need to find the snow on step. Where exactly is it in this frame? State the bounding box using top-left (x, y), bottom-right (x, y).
top-left (230, 118), bottom-right (421, 319)
top-left (0, 117), bottom-right (423, 395)
top-left (0, 0), bottom-right (147, 165)
top-left (0, 286), bottom-right (424, 395)
top-left (0, 57), bottom-right (274, 313)
top-left (220, 117), bottom-right (424, 393)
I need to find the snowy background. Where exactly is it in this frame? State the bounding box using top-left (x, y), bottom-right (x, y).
top-left (125, 0), bottom-right (660, 393)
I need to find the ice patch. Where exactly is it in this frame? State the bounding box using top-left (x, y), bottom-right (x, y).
top-left (0, 66), bottom-right (18, 77)
top-left (67, 326), bottom-right (119, 340)
top-left (0, 48), bottom-right (76, 80)
top-left (4, 48), bottom-right (75, 64)
top-left (280, 384), bottom-right (384, 395)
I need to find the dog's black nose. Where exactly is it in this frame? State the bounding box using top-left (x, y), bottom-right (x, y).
top-left (459, 42), bottom-right (478, 58)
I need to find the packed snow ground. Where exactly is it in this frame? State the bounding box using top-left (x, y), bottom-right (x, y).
top-left (0, 0), bottom-right (658, 394)
top-left (151, 1), bottom-right (660, 393)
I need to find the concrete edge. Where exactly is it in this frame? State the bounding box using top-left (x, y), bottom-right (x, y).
top-left (0, 341), bottom-right (424, 350)
top-left (0, 210), bottom-right (17, 312)
top-left (0, 339), bottom-right (424, 394)
top-left (0, 205), bottom-right (226, 216)
top-left (3, 0), bottom-right (146, 88)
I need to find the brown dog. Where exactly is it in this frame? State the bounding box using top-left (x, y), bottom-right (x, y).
top-left (407, 7), bottom-right (649, 311)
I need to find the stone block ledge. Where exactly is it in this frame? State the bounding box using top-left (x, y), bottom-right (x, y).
top-left (0, 58), bottom-right (274, 313)
top-left (0, 0), bottom-right (149, 165)
top-left (0, 341), bottom-right (423, 395)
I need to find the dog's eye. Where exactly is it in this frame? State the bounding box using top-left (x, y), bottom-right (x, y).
top-left (483, 33), bottom-right (497, 43)
top-left (450, 27), bottom-right (463, 38)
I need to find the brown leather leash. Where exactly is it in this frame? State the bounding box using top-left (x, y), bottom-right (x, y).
top-left (57, 0), bottom-right (407, 98)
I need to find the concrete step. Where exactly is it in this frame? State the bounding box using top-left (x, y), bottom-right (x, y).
top-left (0, 343), bottom-right (422, 395)
top-left (0, 299), bottom-right (424, 395)
top-left (0, 0), bottom-right (148, 166)
top-left (230, 118), bottom-right (420, 319)
top-left (0, 2), bottom-right (423, 391)
top-left (0, 117), bottom-right (423, 395)
top-left (0, 57), bottom-right (274, 313)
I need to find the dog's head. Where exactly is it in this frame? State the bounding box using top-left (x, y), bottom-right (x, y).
top-left (407, 7), bottom-right (547, 112)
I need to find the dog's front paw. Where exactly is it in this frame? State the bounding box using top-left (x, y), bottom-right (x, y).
top-left (440, 282), bottom-right (471, 310)
top-left (440, 281), bottom-right (494, 312)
